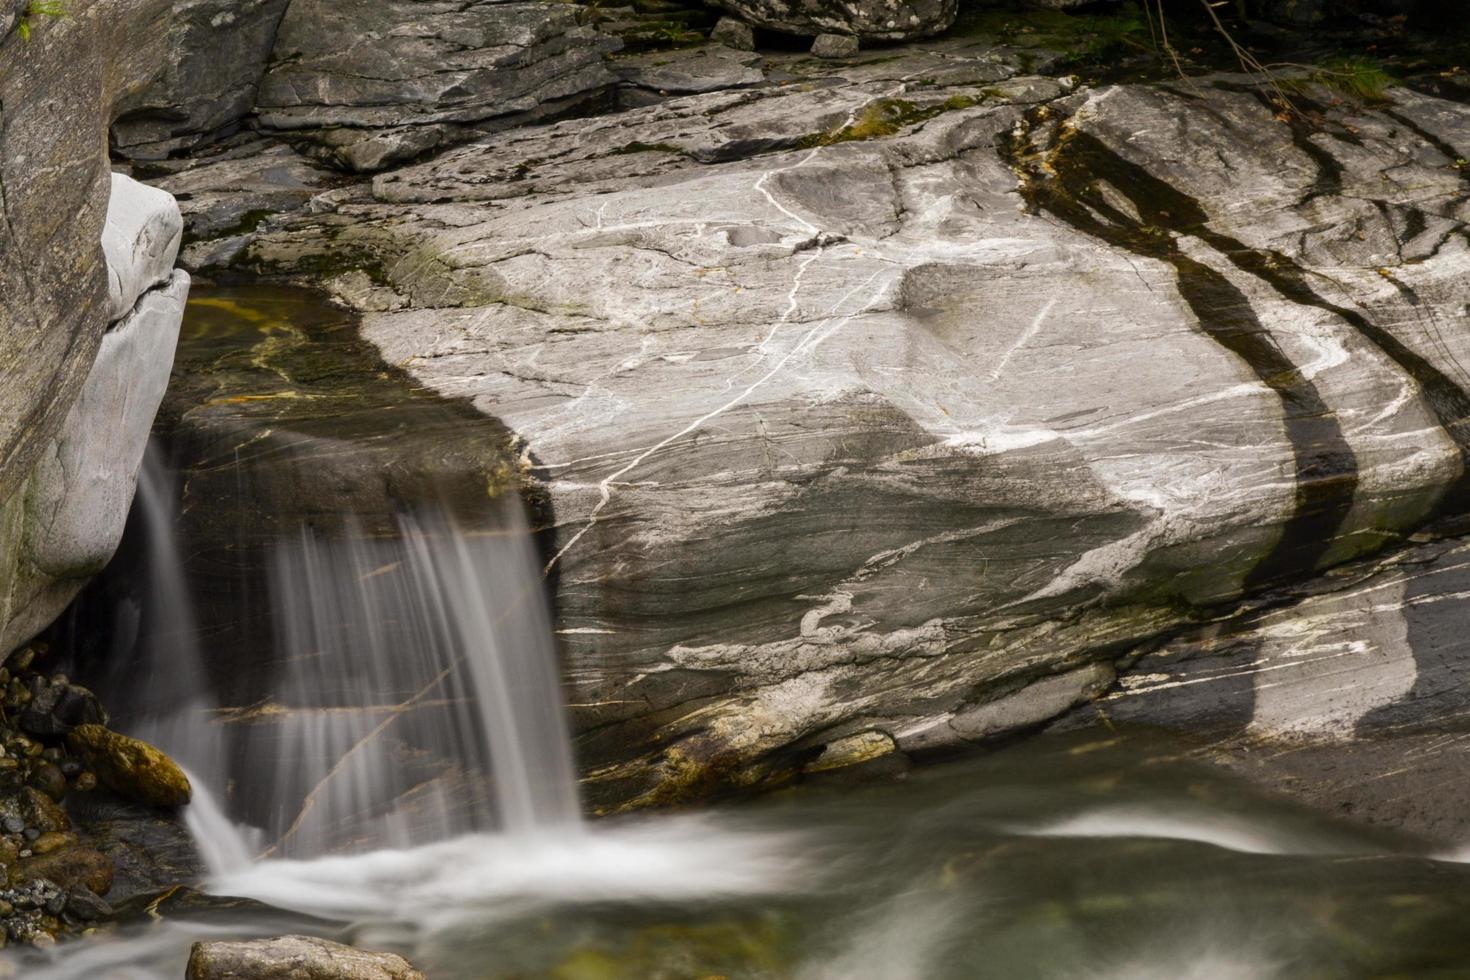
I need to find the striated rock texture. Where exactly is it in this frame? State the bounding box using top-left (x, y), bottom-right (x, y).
top-left (183, 38), bottom-right (1470, 809)
top-left (253, 0), bottom-right (619, 172)
top-left (712, 0), bottom-right (955, 40)
top-left (187, 936), bottom-right (426, 980)
top-left (1081, 523), bottom-right (1470, 841)
top-left (0, 0), bottom-right (167, 506)
top-left (1, 0), bottom-right (191, 656)
top-left (0, 174), bottom-right (188, 655)
top-left (109, 0), bottom-right (292, 159)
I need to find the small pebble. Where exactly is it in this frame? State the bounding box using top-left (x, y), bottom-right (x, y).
top-left (0, 817), bottom-right (21, 835)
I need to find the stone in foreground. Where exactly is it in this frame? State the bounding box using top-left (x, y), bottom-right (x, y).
top-left (187, 936), bottom-right (426, 980)
top-left (66, 725), bottom-right (191, 808)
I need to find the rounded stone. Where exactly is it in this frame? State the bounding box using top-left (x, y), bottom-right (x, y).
top-left (65, 725), bottom-right (191, 808)
top-left (811, 33), bottom-right (860, 59)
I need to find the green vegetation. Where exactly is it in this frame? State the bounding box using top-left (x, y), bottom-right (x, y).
top-left (14, 0), bottom-right (64, 42)
top-left (1307, 57), bottom-right (1396, 103)
top-left (800, 94), bottom-right (984, 148)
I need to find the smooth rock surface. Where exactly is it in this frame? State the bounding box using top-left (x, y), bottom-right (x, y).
top-left (186, 935), bottom-right (426, 980)
top-left (0, 268), bottom-right (188, 653)
top-left (101, 172), bottom-right (184, 321)
top-left (254, 0), bottom-right (619, 172)
top-left (0, 4), bottom-right (190, 657)
top-left (186, 40), bottom-right (1470, 808)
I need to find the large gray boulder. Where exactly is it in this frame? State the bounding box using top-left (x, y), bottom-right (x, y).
top-left (0, 0), bottom-right (188, 660)
top-left (0, 0), bottom-right (189, 489)
top-left (0, 175), bottom-right (188, 653)
top-left (253, 0), bottom-right (619, 172)
top-left (186, 44), bottom-right (1470, 808)
top-left (109, 0), bottom-right (292, 159)
top-left (711, 0), bottom-right (955, 41)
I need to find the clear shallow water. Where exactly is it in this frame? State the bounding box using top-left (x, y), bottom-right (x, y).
top-left (15, 731), bottom-right (1470, 980)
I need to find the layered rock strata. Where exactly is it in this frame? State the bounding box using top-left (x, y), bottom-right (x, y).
top-left (108, 0), bottom-right (292, 159)
top-left (166, 34), bottom-right (1470, 809)
top-left (253, 0), bottom-right (620, 172)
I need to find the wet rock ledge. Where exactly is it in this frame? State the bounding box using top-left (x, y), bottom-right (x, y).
top-left (15, 0), bottom-right (1470, 832)
top-left (175, 22), bottom-right (1470, 814)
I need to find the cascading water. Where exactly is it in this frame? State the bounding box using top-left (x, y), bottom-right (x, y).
top-left (121, 444), bottom-right (582, 861)
top-left (120, 448), bottom-right (256, 874)
top-left (256, 507), bottom-right (582, 853)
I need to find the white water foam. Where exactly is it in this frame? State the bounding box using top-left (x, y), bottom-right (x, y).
top-left (1011, 805), bottom-right (1341, 856)
top-left (180, 766), bottom-right (262, 877)
top-left (207, 814), bottom-right (808, 930)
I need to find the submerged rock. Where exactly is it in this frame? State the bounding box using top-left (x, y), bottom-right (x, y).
top-left (186, 935), bottom-right (426, 980)
top-left (66, 725), bottom-right (191, 808)
top-left (65, 790), bottom-right (205, 903)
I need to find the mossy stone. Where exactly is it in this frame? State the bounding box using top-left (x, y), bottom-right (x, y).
top-left (65, 725), bottom-right (191, 808)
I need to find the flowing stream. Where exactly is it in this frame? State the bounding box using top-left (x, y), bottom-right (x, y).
top-left (15, 287), bottom-right (1470, 978)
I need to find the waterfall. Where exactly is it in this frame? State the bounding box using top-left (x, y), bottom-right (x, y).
top-left (259, 510), bottom-right (581, 853)
top-left (119, 444), bottom-right (580, 864)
